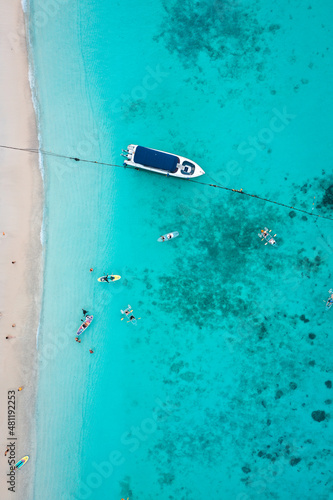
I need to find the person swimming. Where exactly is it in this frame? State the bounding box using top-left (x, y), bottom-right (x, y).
top-left (81, 309), bottom-right (89, 321)
top-left (325, 289), bottom-right (333, 308)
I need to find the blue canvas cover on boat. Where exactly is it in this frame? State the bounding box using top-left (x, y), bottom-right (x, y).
top-left (134, 146), bottom-right (178, 173)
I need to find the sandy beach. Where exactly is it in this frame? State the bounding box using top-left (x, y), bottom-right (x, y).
top-left (0, 1), bottom-right (42, 498)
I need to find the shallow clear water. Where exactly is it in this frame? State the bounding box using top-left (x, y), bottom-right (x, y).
top-left (30, 0), bottom-right (333, 498)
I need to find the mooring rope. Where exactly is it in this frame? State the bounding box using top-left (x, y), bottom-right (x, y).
top-left (1, 143), bottom-right (332, 222)
top-left (0, 144), bottom-right (134, 170)
top-left (188, 178), bottom-right (333, 221)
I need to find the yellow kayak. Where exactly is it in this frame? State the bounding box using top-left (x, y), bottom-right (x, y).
top-left (97, 275), bottom-right (121, 283)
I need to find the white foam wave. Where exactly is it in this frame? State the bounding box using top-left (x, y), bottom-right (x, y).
top-left (27, 56), bottom-right (45, 180)
top-left (40, 216), bottom-right (45, 246)
top-left (21, 0), bottom-right (28, 14)
top-left (24, 0), bottom-right (45, 181)
top-left (36, 323), bottom-right (40, 350)
top-left (22, 0), bottom-right (45, 355)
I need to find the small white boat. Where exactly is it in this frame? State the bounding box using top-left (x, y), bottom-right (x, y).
top-left (326, 289), bottom-right (333, 310)
top-left (121, 145), bottom-right (205, 179)
top-left (157, 231), bottom-right (179, 242)
top-left (258, 227), bottom-right (277, 246)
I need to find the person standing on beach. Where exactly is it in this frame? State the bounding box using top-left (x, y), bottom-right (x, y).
top-left (4, 447), bottom-right (9, 456)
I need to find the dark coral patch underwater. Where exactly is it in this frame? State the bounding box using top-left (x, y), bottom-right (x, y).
top-left (155, 0), bottom-right (284, 83)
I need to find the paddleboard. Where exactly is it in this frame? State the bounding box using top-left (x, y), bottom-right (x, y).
top-left (76, 315), bottom-right (93, 336)
top-left (157, 231), bottom-right (179, 242)
top-left (15, 456), bottom-right (29, 470)
top-left (97, 275), bottom-right (121, 282)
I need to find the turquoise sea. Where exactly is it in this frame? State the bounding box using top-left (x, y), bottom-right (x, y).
top-left (29, 0), bottom-right (333, 498)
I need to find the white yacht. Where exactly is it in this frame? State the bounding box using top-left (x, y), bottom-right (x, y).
top-left (121, 144), bottom-right (205, 179)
